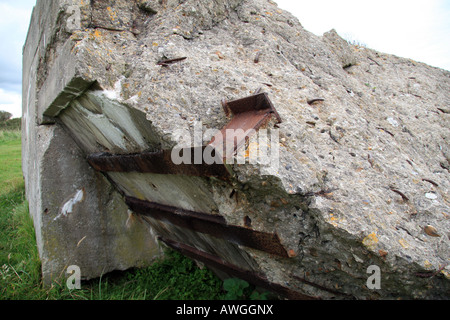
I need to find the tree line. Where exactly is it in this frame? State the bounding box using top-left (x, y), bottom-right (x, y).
top-left (0, 110), bottom-right (21, 130)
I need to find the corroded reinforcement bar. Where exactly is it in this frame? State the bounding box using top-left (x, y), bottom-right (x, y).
top-left (125, 196), bottom-right (290, 258)
top-left (87, 147), bottom-right (231, 180)
top-left (158, 236), bottom-right (318, 300)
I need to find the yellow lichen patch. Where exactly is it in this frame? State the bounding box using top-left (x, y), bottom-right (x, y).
top-left (398, 238), bottom-right (409, 248)
top-left (362, 232), bottom-right (379, 250)
top-left (94, 29), bottom-right (102, 39)
top-left (70, 30), bottom-right (85, 41)
top-left (329, 214), bottom-right (338, 227)
top-left (71, 41), bottom-right (83, 54)
top-left (107, 7), bottom-right (117, 21)
top-left (423, 260), bottom-right (433, 269)
top-left (245, 141), bottom-right (259, 160)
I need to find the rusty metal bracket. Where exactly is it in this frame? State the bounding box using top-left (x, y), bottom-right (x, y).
top-left (125, 196), bottom-right (290, 258)
top-left (209, 92), bottom-right (282, 161)
top-left (158, 236), bottom-right (317, 300)
top-left (226, 92), bottom-right (282, 122)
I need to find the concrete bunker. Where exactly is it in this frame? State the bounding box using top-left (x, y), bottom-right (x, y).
top-left (22, 0), bottom-right (449, 299)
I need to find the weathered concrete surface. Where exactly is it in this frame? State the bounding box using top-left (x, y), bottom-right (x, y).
top-left (23, 0), bottom-right (449, 298)
top-left (22, 0), bottom-right (161, 284)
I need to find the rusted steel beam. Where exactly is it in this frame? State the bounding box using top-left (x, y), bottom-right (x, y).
top-left (159, 237), bottom-right (318, 300)
top-left (209, 93), bottom-right (282, 160)
top-left (87, 147), bottom-right (231, 180)
top-left (125, 196), bottom-right (289, 258)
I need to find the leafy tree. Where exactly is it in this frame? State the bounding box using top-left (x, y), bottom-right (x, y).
top-left (0, 111), bottom-right (12, 122)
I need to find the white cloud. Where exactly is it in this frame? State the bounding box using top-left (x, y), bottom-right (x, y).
top-left (275, 0), bottom-right (450, 71)
top-left (0, 2), bottom-right (34, 73)
top-left (0, 1), bottom-right (34, 118)
top-left (0, 88), bottom-right (22, 119)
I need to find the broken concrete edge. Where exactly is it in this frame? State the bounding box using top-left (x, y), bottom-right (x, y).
top-left (23, 0), bottom-right (94, 124)
top-left (41, 78), bottom-right (95, 124)
top-left (35, 35), bottom-right (101, 124)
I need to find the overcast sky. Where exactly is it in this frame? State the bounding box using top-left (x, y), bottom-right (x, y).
top-left (0, 0), bottom-right (449, 119)
top-left (275, 0), bottom-right (450, 70)
top-left (0, 0), bottom-right (35, 118)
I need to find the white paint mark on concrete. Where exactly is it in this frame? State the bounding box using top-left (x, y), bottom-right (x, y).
top-left (54, 188), bottom-right (85, 221)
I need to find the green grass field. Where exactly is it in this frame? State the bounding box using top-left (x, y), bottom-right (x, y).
top-left (0, 130), bottom-right (22, 195)
top-left (0, 129), bottom-right (232, 300)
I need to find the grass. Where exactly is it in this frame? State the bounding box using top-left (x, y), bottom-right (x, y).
top-left (0, 130), bottom-right (22, 195)
top-left (0, 128), bottom-right (229, 300)
top-left (0, 184), bottom-right (43, 299)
